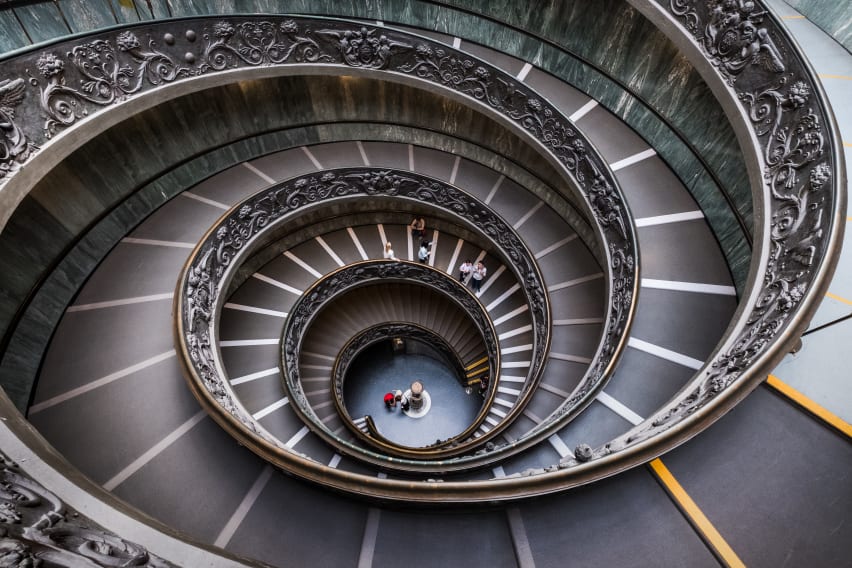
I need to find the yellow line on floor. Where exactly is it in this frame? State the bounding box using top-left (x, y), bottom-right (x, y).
top-left (826, 291), bottom-right (852, 306)
top-left (649, 459), bottom-right (746, 568)
top-left (818, 74), bottom-right (852, 80)
top-left (766, 375), bottom-right (852, 438)
top-left (844, 142), bottom-right (852, 148)
top-left (782, 14), bottom-right (805, 19)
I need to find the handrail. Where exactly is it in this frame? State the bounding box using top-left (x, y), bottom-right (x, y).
top-left (172, 7), bottom-right (843, 499)
top-left (177, 166), bottom-right (559, 472)
top-left (0, 15), bottom-right (645, 500)
top-left (0, 18), bottom-right (637, 429)
top-left (288, 268), bottom-right (502, 460)
top-left (550, 0), bottom-right (845, 465)
top-left (331, 322), bottom-right (484, 451)
top-left (0, 2), bottom-right (833, 507)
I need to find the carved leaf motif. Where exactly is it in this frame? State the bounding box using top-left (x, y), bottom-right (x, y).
top-left (603, 0), bottom-right (837, 460)
top-left (0, 451), bottom-right (174, 566)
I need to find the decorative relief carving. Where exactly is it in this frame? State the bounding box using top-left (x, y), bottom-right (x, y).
top-left (181, 168), bottom-right (556, 464)
top-left (203, 20), bottom-right (332, 69)
top-left (0, 78), bottom-right (33, 179)
top-left (585, 0), bottom-right (839, 459)
top-left (285, 265), bottom-right (499, 456)
top-left (30, 33), bottom-right (192, 136)
top-left (672, 0), bottom-right (785, 82)
top-left (319, 26), bottom-right (410, 69)
top-left (0, 450), bottom-right (173, 567)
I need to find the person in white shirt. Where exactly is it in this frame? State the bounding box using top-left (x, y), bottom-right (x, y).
top-left (472, 261), bottom-right (487, 294)
top-left (418, 241), bottom-right (431, 263)
top-left (384, 241), bottom-right (396, 260)
top-left (459, 259), bottom-right (473, 282)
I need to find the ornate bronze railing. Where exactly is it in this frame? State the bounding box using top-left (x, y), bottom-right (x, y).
top-left (177, 167), bottom-right (558, 471)
top-left (325, 318), bottom-right (496, 455)
top-left (1, 4), bottom-right (835, 506)
top-left (0, 14), bottom-right (639, 479)
top-left (331, 322), bottom-right (480, 446)
top-left (0, 18), bottom-right (637, 434)
top-left (172, 8), bottom-right (842, 496)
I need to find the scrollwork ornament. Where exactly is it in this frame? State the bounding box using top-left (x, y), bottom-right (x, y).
top-left (202, 20), bottom-right (332, 70)
top-left (598, 0), bottom-right (838, 463)
top-left (0, 78), bottom-right (35, 179)
top-left (32, 33), bottom-right (191, 137)
top-left (0, 451), bottom-right (174, 566)
top-left (672, 0), bottom-right (786, 84)
top-left (319, 26), bottom-right (410, 69)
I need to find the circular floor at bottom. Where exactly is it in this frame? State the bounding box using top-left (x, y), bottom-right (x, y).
top-left (343, 345), bottom-right (484, 447)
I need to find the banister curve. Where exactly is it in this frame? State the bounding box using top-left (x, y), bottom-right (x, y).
top-left (0, 1), bottom-right (835, 511)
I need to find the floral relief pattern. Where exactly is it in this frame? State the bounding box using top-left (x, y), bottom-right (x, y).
top-left (0, 77), bottom-right (34, 179)
top-left (203, 20), bottom-right (332, 69)
top-left (32, 32), bottom-right (193, 137)
top-left (584, 0), bottom-right (838, 461)
top-left (673, 0), bottom-right (786, 83)
top-left (0, 451), bottom-right (173, 566)
top-left (182, 168), bottom-right (559, 465)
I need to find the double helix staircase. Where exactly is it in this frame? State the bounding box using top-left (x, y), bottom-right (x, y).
top-left (0, 2), bottom-right (845, 567)
top-left (30, 129), bottom-right (732, 514)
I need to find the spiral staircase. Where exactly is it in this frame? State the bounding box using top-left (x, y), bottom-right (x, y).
top-left (0, 1), bottom-right (849, 566)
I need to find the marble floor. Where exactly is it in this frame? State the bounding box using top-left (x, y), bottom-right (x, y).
top-left (343, 342), bottom-right (483, 447)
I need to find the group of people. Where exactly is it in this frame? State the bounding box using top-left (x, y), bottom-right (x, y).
top-left (458, 259), bottom-right (487, 294)
top-left (384, 217), bottom-right (488, 296)
top-left (384, 237), bottom-right (433, 264)
top-left (383, 389), bottom-right (410, 412)
top-left (382, 217), bottom-right (488, 295)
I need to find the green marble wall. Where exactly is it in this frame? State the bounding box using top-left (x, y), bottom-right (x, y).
top-left (0, 11), bottom-right (30, 53)
top-left (7, 2), bottom-right (70, 45)
top-left (57, 0), bottom-right (117, 33)
top-left (0, 1), bottom-right (752, 284)
top-left (783, 0), bottom-right (852, 52)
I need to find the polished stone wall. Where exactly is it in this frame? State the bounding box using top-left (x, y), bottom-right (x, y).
top-left (783, 0), bottom-right (852, 52)
top-left (0, 1), bottom-right (753, 285)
